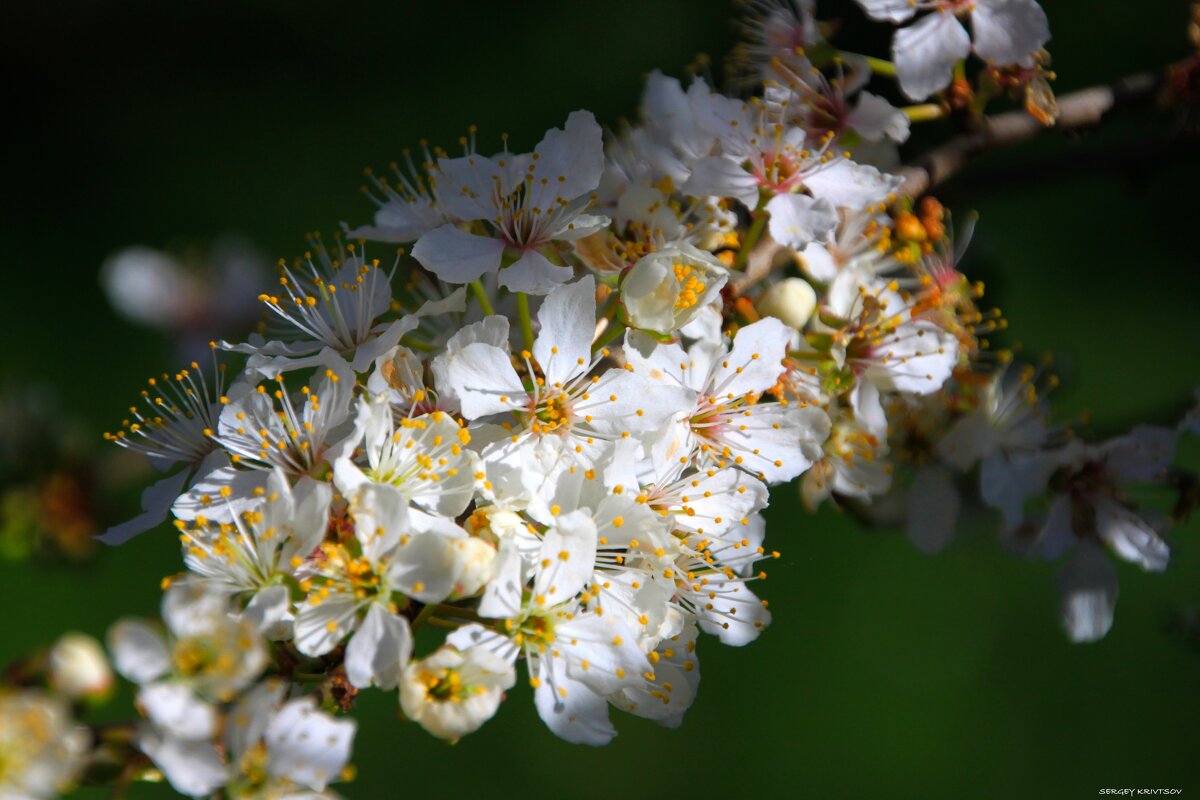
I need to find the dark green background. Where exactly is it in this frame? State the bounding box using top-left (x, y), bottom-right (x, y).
top-left (3, 1), bottom-right (1199, 797)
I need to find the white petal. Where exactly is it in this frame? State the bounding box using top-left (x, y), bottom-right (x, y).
top-left (444, 342), bottom-right (525, 420)
top-left (855, 0), bottom-right (917, 23)
top-left (344, 604), bottom-right (413, 690)
top-left (1055, 541), bottom-right (1118, 643)
top-left (850, 379), bottom-right (889, 440)
top-left (1094, 497), bottom-right (1169, 572)
top-left (532, 511), bottom-right (597, 607)
top-left (411, 225), bottom-right (506, 284)
top-left (672, 468), bottom-right (769, 540)
top-left (695, 576), bottom-right (772, 646)
top-left (138, 727), bottom-right (227, 798)
top-left (387, 533), bottom-right (462, 603)
top-left (689, 80), bottom-right (754, 155)
top-left (107, 619), bottom-right (170, 684)
top-left (550, 212), bottom-right (611, 242)
top-left (575, 369), bottom-right (694, 437)
top-left (435, 154), bottom-right (503, 220)
top-left (350, 315), bottom-right (419, 373)
top-left (293, 594), bottom-right (358, 657)
top-left (533, 657), bottom-right (616, 746)
top-left (980, 449), bottom-right (1056, 532)
top-left (478, 539), bottom-right (525, 619)
top-left (171, 464), bottom-right (269, 523)
top-left (287, 476), bottom-right (333, 562)
top-left (611, 626), bottom-right (701, 727)
top-left (847, 91), bottom-right (911, 143)
top-left (803, 160), bottom-right (903, 210)
top-left (714, 317), bottom-right (793, 396)
top-left (243, 585), bottom-right (293, 639)
top-left (349, 482), bottom-right (409, 563)
top-left (622, 332), bottom-right (692, 388)
top-left (556, 614), bottom-right (647, 695)
top-left (937, 408), bottom-right (998, 472)
top-left (98, 468), bottom-right (191, 545)
top-left (719, 403), bottom-right (830, 483)
top-left (971, 0), bottom-right (1049, 67)
top-left (1031, 494), bottom-right (1076, 560)
top-left (1098, 425), bottom-right (1177, 484)
top-left (797, 242), bottom-right (839, 281)
top-left (894, 11), bottom-right (971, 101)
top-left (765, 193), bottom-right (839, 249)
top-left (529, 110), bottom-right (606, 205)
top-left (446, 623), bottom-right (521, 663)
top-left (265, 698), bottom-right (356, 791)
top-left (344, 196), bottom-right (444, 243)
top-left (862, 319), bottom-right (958, 395)
top-left (534, 276), bottom-right (595, 387)
top-left (140, 682), bottom-right (217, 741)
top-left (225, 680), bottom-right (287, 760)
top-left (683, 156), bottom-right (760, 209)
top-left (431, 316), bottom-right (511, 406)
top-left (497, 248), bottom-right (574, 295)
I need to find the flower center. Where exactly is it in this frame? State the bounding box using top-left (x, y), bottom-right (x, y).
top-left (423, 668), bottom-right (478, 702)
top-left (530, 391), bottom-right (572, 433)
top-left (512, 612), bottom-right (557, 649)
top-left (173, 636), bottom-right (231, 678)
top-left (673, 263), bottom-right (707, 311)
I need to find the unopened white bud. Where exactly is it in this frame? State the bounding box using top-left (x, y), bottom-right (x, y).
top-left (621, 245), bottom-right (728, 334)
top-left (450, 537), bottom-right (496, 599)
top-left (757, 277), bottom-right (817, 330)
top-left (49, 632), bottom-right (113, 700)
top-left (400, 646), bottom-right (515, 741)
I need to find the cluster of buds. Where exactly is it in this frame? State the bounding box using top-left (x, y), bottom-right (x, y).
top-left (6, 1), bottom-right (1195, 797)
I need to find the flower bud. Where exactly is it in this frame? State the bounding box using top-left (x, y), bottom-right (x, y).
top-left (757, 277), bottom-right (817, 330)
top-left (400, 645), bottom-right (515, 741)
top-left (621, 245), bottom-right (728, 334)
top-left (450, 537), bottom-right (497, 599)
top-left (49, 632), bottom-right (113, 701)
top-left (895, 211), bottom-right (927, 243)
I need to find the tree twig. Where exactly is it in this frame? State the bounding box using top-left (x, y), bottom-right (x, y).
top-left (730, 70), bottom-right (1171, 295)
top-left (729, 71), bottom-right (1171, 293)
top-left (896, 71), bottom-right (1163, 199)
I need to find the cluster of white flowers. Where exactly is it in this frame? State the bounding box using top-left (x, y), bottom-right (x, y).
top-left (8, 0), bottom-right (1187, 796)
top-left (0, 689), bottom-right (91, 798)
top-left (109, 587), bottom-right (355, 797)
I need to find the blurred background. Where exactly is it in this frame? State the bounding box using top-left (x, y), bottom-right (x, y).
top-left (2, 0), bottom-right (1199, 796)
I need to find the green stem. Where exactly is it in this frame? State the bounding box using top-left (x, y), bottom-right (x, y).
top-left (592, 319), bottom-right (626, 352)
top-left (400, 336), bottom-right (437, 353)
top-left (839, 51), bottom-right (896, 78)
top-left (787, 349), bottom-right (832, 363)
top-left (410, 602), bottom-right (439, 633)
top-left (733, 199), bottom-right (768, 273)
top-left (292, 670), bottom-right (328, 683)
top-left (970, 82), bottom-right (998, 118)
top-left (469, 280), bottom-right (495, 317)
top-left (516, 292), bottom-right (535, 350)
top-left (434, 603), bottom-right (484, 621)
top-left (903, 103), bottom-right (946, 123)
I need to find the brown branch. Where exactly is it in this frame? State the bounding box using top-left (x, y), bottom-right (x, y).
top-left (729, 69), bottom-right (1172, 295)
top-left (896, 71), bottom-right (1163, 199)
top-left (731, 230), bottom-right (784, 294)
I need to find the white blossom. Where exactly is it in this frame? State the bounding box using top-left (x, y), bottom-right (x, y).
top-left (400, 645), bottom-right (516, 740)
top-left (0, 690), bottom-right (90, 799)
